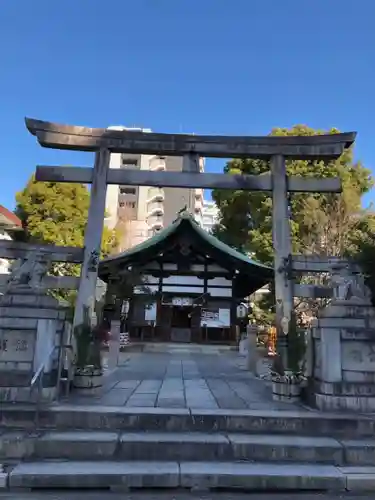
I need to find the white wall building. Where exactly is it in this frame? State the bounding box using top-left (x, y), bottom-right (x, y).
top-left (104, 125), bottom-right (205, 251)
top-left (201, 200), bottom-right (219, 233)
top-left (0, 230), bottom-right (12, 275)
top-left (0, 205), bottom-right (23, 275)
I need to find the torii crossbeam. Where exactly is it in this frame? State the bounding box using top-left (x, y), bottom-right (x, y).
top-left (25, 117), bottom-right (356, 365)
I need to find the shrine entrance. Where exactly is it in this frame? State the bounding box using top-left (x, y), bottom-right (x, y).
top-left (171, 306), bottom-right (192, 329)
top-left (99, 212), bottom-right (273, 344)
top-left (25, 117), bottom-right (356, 367)
top-left (171, 306), bottom-right (192, 342)
top-left (98, 213), bottom-right (272, 345)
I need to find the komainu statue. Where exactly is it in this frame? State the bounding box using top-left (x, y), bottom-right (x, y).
top-left (330, 261), bottom-right (372, 304)
top-left (6, 251), bottom-right (51, 292)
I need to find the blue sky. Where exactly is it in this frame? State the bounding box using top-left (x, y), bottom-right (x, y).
top-left (1, 0), bottom-right (375, 210)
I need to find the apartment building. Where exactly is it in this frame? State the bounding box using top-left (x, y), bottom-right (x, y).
top-left (0, 205), bottom-right (22, 276)
top-left (104, 126), bottom-right (204, 251)
top-left (201, 200), bottom-right (219, 233)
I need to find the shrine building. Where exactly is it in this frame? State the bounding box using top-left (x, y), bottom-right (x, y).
top-left (98, 212), bottom-right (272, 344)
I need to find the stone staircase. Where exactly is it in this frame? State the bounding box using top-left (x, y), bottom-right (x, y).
top-left (1, 404), bottom-right (375, 492)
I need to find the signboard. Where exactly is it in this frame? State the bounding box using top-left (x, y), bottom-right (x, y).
top-left (201, 309), bottom-right (219, 327)
top-left (201, 308), bottom-right (231, 328)
top-left (172, 297), bottom-right (193, 307)
top-left (219, 308), bottom-right (230, 327)
top-left (145, 302), bottom-right (157, 321)
top-left (201, 309), bottom-right (219, 321)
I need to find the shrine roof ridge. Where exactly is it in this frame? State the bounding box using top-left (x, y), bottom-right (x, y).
top-left (99, 212), bottom-right (273, 278)
top-left (25, 117), bottom-right (356, 159)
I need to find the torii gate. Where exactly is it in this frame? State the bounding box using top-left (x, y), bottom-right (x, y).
top-left (25, 118), bottom-right (356, 363)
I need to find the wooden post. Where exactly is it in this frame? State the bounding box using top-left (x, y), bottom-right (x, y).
top-left (271, 154), bottom-right (293, 367)
top-left (73, 149), bottom-right (110, 328)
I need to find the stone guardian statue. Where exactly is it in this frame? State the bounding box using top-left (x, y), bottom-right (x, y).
top-left (330, 261), bottom-right (372, 304)
top-left (6, 251), bottom-right (51, 293)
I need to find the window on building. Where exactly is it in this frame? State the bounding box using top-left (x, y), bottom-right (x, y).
top-left (118, 201), bottom-right (135, 209)
top-left (121, 157), bottom-right (138, 168)
top-left (119, 187), bottom-right (136, 195)
top-left (134, 230), bottom-right (147, 238)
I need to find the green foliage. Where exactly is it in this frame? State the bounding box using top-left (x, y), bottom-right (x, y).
top-left (14, 175), bottom-right (118, 302)
top-left (15, 175), bottom-right (117, 254)
top-left (212, 125), bottom-right (374, 264)
top-left (212, 125), bottom-right (374, 325)
top-left (352, 217), bottom-right (375, 307)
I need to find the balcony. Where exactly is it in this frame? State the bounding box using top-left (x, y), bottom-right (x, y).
top-left (146, 187), bottom-right (165, 203)
top-left (194, 197), bottom-right (203, 211)
top-left (195, 188), bottom-right (204, 199)
top-left (118, 193), bottom-right (136, 204)
top-left (149, 157), bottom-right (166, 171)
top-left (148, 214), bottom-right (163, 229)
top-left (147, 201), bottom-right (164, 216)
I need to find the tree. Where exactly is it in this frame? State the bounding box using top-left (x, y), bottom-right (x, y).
top-left (351, 217), bottom-right (375, 307)
top-left (212, 125), bottom-right (374, 325)
top-left (14, 175), bottom-right (118, 303)
top-left (15, 175), bottom-right (117, 254)
top-left (213, 125), bottom-right (373, 262)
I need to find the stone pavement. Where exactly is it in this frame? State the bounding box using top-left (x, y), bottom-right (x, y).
top-left (0, 492), bottom-right (370, 499)
top-left (67, 350), bottom-right (301, 411)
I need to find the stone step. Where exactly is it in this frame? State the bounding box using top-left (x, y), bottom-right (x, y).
top-left (1, 405), bottom-right (374, 439)
top-left (0, 431), bottom-right (344, 464)
top-left (2, 430), bottom-right (374, 466)
top-left (7, 460), bottom-right (375, 491)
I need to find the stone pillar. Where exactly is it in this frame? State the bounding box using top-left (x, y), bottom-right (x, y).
top-left (0, 290), bottom-right (66, 403)
top-left (312, 298), bottom-right (375, 412)
top-left (304, 329), bottom-right (314, 378)
top-left (108, 319), bottom-right (120, 370)
top-left (73, 149), bottom-right (110, 328)
top-left (246, 324), bottom-right (258, 373)
top-left (271, 154), bottom-right (293, 367)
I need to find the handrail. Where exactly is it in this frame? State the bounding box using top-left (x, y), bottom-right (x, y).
top-left (31, 344), bottom-right (57, 427)
top-left (30, 345), bottom-right (56, 389)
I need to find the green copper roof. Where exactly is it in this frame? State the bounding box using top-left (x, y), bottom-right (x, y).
top-left (101, 211), bottom-right (272, 273)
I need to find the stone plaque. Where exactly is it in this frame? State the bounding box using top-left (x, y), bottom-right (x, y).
top-left (0, 330), bottom-right (35, 364)
top-left (341, 329), bottom-right (375, 341)
top-left (342, 341), bottom-right (375, 372)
